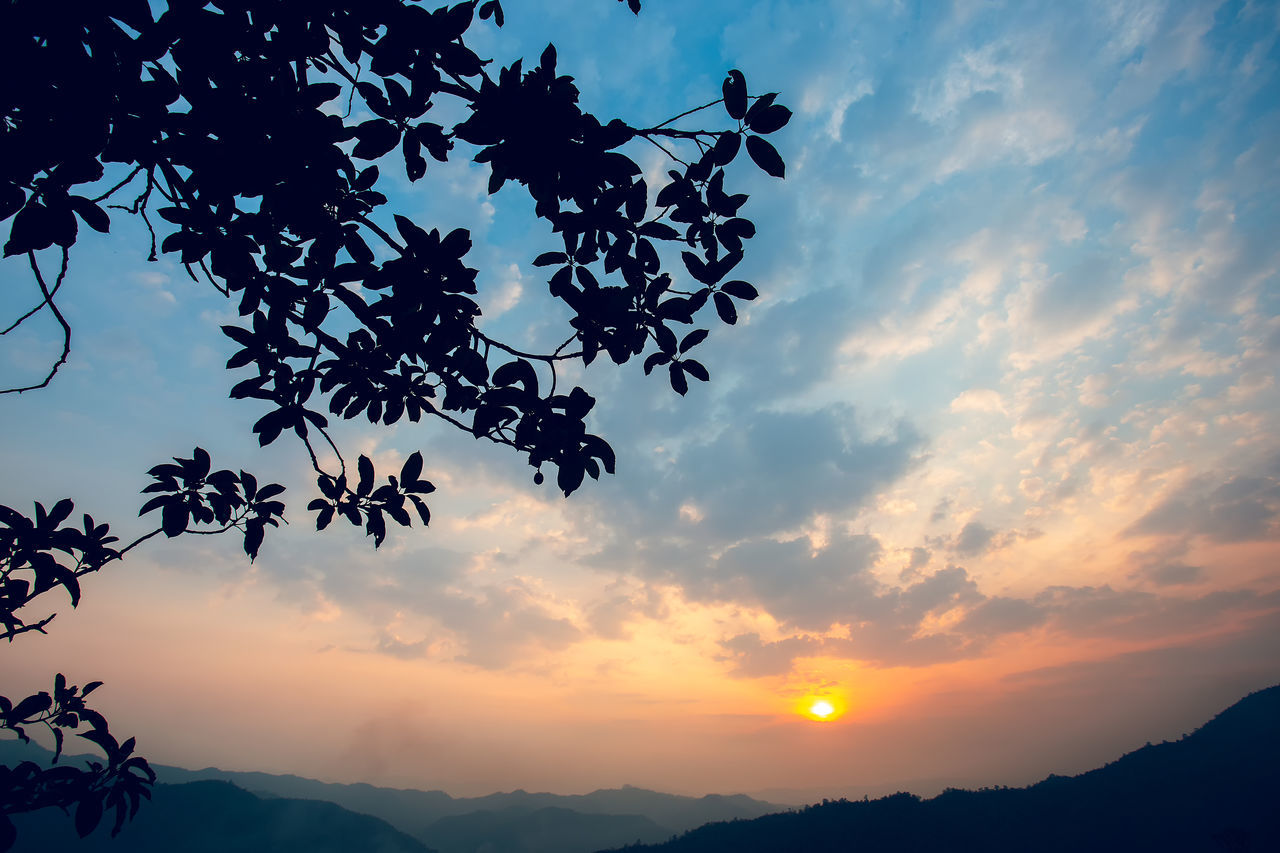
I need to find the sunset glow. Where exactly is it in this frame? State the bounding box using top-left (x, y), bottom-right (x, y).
top-left (2, 0), bottom-right (1278, 805)
top-left (808, 700), bottom-right (836, 720)
top-left (799, 693), bottom-right (847, 722)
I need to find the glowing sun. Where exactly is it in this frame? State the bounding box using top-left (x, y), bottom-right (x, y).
top-left (800, 695), bottom-right (845, 721)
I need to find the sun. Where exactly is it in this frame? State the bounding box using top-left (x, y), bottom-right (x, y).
top-left (809, 700), bottom-right (835, 719)
top-left (798, 694), bottom-right (846, 722)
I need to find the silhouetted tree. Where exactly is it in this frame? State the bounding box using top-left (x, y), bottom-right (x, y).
top-left (0, 0), bottom-right (790, 847)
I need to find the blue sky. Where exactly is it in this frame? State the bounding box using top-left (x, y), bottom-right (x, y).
top-left (3, 0), bottom-right (1279, 798)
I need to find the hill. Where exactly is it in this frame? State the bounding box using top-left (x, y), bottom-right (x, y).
top-left (6, 779), bottom-right (434, 853)
top-left (0, 739), bottom-right (778, 853)
top-left (598, 684), bottom-right (1280, 853)
top-left (424, 806), bottom-right (671, 853)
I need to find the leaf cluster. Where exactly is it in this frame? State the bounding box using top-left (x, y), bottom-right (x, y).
top-left (139, 447), bottom-right (286, 559)
top-left (0, 2), bottom-right (790, 847)
top-left (0, 500), bottom-right (119, 642)
top-left (307, 450), bottom-right (435, 547)
top-left (0, 675), bottom-right (155, 848)
top-left (1, 0), bottom-right (790, 535)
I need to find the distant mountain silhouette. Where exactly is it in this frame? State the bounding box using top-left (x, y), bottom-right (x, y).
top-left (150, 769), bottom-right (779, 851)
top-left (598, 684), bottom-right (1280, 852)
top-left (6, 780), bottom-right (433, 853)
top-left (424, 806), bottom-right (671, 853)
top-left (0, 739), bottom-right (778, 853)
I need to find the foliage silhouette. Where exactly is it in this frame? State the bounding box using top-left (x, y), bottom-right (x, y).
top-left (0, 0), bottom-right (790, 848)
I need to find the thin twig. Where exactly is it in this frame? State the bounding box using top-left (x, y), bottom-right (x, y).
top-left (0, 250), bottom-right (73, 395)
top-left (650, 97), bottom-right (723, 130)
top-left (472, 329), bottom-right (581, 363)
top-left (1, 614), bottom-right (56, 643)
top-left (89, 166), bottom-right (145, 205)
top-left (639, 135), bottom-right (688, 167)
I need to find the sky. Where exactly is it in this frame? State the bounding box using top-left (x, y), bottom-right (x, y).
top-left (3, 0), bottom-right (1280, 801)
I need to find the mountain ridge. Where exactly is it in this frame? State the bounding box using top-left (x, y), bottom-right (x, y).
top-left (596, 684), bottom-right (1280, 853)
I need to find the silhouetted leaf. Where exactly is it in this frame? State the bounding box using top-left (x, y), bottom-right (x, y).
top-left (679, 328), bottom-right (709, 353)
top-left (682, 359), bottom-right (709, 382)
top-left (160, 502), bottom-right (187, 537)
top-left (745, 135), bottom-right (785, 178)
top-left (714, 291), bottom-right (738, 324)
top-left (721, 280), bottom-right (758, 300)
top-left (709, 132), bottom-right (741, 166)
top-left (4, 202), bottom-right (55, 256)
top-left (352, 119), bottom-right (400, 160)
top-left (748, 104), bottom-right (792, 134)
top-left (669, 362), bottom-right (688, 395)
top-left (69, 196), bottom-right (110, 233)
top-left (75, 793), bottom-right (103, 837)
top-left (357, 455), bottom-right (374, 496)
top-left (401, 451), bottom-right (424, 485)
top-left (723, 70), bottom-right (748, 119)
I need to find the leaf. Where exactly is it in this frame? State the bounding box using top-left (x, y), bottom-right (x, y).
top-left (161, 501), bottom-right (188, 537)
top-left (643, 351), bottom-right (670, 375)
top-left (708, 132), bottom-right (741, 166)
top-left (682, 359), bottom-right (709, 382)
top-left (403, 135), bottom-right (426, 181)
top-left (745, 135), bottom-right (785, 178)
top-left (669, 362), bottom-right (688, 396)
top-left (243, 520), bottom-right (265, 561)
top-left (75, 793), bottom-right (104, 838)
top-left (714, 291), bottom-right (738, 325)
top-left (10, 692), bottom-right (52, 720)
top-left (357, 455), bottom-right (374, 496)
top-left (747, 104), bottom-right (792, 134)
top-left (557, 459), bottom-right (585, 496)
top-left (4, 201), bottom-right (55, 256)
top-left (638, 221), bottom-right (679, 240)
top-left (255, 483), bottom-right (285, 501)
top-left (352, 119), bottom-right (401, 160)
top-left (69, 196), bottom-right (110, 233)
top-left (681, 251), bottom-right (715, 285)
top-left (722, 70), bottom-right (748, 120)
top-left (721, 280), bottom-right (758, 300)
top-left (138, 496), bottom-right (167, 517)
top-left (400, 451), bottom-right (424, 485)
top-left (192, 447), bottom-right (211, 479)
top-left (48, 498), bottom-right (74, 528)
top-left (679, 328), bottom-right (708, 353)
top-left (408, 494), bottom-right (431, 525)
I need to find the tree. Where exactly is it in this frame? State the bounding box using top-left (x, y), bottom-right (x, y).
top-left (0, 0), bottom-right (790, 847)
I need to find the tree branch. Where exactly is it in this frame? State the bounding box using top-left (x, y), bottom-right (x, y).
top-left (0, 250), bottom-right (72, 395)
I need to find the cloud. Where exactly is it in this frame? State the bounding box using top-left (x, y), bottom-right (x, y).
top-left (950, 388), bottom-right (1007, 415)
top-left (703, 534), bottom-right (883, 631)
top-left (957, 596), bottom-right (1048, 636)
top-left (711, 543), bottom-right (1280, 677)
top-left (581, 402), bottom-right (925, 579)
top-left (954, 521), bottom-right (997, 556)
top-left (1128, 472), bottom-right (1280, 543)
top-left (718, 633), bottom-right (822, 678)
top-left (1126, 541), bottom-right (1205, 587)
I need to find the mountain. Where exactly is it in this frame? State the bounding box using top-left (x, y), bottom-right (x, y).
top-left (599, 684), bottom-right (1280, 853)
top-left (149, 768), bottom-right (781, 839)
top-left (423, 806), bottom-right (671, 853)
top-left (0, 739), bottom-right (779, 853)
top-left (6, 780), bottom-right (434, 853)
